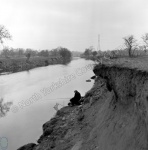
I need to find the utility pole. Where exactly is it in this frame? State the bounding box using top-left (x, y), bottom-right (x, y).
top-left (97, 34), bottom-right (101, 51)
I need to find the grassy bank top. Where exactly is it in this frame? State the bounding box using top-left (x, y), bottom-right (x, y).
top-left (95, 56), bottom-right (148, 72)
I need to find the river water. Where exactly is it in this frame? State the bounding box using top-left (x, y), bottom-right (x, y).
top-left (0, 58), bottom-right (94, 150)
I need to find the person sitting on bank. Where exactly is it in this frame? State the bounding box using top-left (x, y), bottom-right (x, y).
top-left (69, 90), bottom-right (81, 106)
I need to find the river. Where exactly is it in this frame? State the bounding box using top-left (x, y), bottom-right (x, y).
top-left (0, 58), bottom-right (94, 150)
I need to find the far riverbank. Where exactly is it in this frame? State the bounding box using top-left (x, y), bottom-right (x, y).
top-left (0, 56), bottom-right (72, 75)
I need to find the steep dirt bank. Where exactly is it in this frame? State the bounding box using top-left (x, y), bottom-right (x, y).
top-left (18, 64), bottom-right (148, 150)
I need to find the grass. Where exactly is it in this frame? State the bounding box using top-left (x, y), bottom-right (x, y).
top-left (95, 55), bottom-right (148, 72)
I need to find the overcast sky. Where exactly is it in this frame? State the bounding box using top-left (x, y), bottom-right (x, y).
top-left (0, 0), bottom-right (148, 51)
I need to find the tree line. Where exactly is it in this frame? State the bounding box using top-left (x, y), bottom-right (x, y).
top-left (0, 46), bottom-right (71, 60)
top-left (82, 34), bottom-right (148, 59)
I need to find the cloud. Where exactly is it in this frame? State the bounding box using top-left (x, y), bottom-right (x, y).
top-left (0, 0), bottom-right (148, 51)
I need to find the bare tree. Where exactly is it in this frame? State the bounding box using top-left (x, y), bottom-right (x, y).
top-left (123, 35), bottom-right (137, 57)
top-left (0, 25), bottom-right (12, 46)
top-left (142, 33), bottom-right (148, 53)
top-left (0, 98), bottom-right (12, 117)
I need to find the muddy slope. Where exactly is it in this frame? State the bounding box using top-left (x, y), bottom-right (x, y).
top-left (18, 64), bottom-right (148, 150)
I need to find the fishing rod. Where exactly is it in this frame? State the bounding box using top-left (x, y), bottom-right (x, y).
top-left (47, 97), bottom-right (71, 101)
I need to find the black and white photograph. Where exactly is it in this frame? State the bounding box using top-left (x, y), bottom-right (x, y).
top-left (0, 0), bottom-right (148, 150)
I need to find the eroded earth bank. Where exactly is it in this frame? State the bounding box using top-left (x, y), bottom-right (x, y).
top-left (18, 64), bottom-right (148, 150)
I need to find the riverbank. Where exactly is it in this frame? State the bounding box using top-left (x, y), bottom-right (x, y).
top-left (0, 56), bottom-right (71, 75)
top-left (18, 57), bottom-right (148, 150)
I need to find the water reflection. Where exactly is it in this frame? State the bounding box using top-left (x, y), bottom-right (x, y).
top-left (0, 98), bottom-right (12, 117)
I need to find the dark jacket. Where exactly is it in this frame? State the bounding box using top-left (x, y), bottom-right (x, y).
top-left (73, 91), bottom-right (81, 100)
top-left (70, 91), bottom-right (81, 105)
